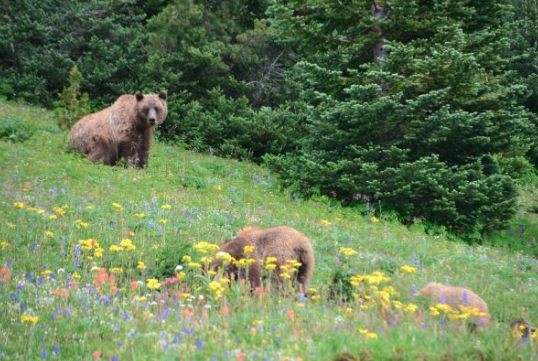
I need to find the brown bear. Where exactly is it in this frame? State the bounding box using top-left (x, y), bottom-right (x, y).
top-left (213, 226), bottom-right (315, 291)
top-left (68, 91), bottom-right (168, 168)
top-left (420, 282), bottom-right (491, 327)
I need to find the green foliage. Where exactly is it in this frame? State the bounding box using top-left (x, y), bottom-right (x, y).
top-left (0, 116), bottom-right (34, 142)
top-left (264, 0), bottom-right (536, 235)
top-left (55, 66), bottom-right (90, 130)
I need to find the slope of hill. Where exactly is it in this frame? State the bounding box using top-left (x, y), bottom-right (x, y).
top-left (0, 100), bottom-right (536, 360)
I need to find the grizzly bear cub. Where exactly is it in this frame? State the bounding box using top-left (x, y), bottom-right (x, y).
top-left (68, 91), bottom-right (168, 168)
top-left (214, 226), bottom-right (315, 291)
top-left (420, 282), bottom-right (491, 327)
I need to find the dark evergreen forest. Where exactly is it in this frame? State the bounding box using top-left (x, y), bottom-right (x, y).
top-left (1, 0), bottom-right (537, 236)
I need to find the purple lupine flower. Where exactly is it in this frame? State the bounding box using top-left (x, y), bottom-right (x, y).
top-left (112, 356), bottom-right (118, 361)
top-left (152, 196), bottom-right (156, 205)
top-left (74, 244), bottom-right (81, 268)
top-left (197, 338), bottom-right (203, 351)
top-left (148, 220), bottom-right (154, 229)
top-left (439, 295), bottom-right (447, 304)
top-left (158, 226), bottom-right (163, 233)
top-left (519, 224), bottom-right (525, 234)
top-left (13, 174), bottom-right (18, 181)
top-left (54, 345), bottom-right (60, 356)
top-left (37, 277), bottom-right (44, 286)
top-left (462, 290), bottom-right (468, 306)
top-left (41, 350), bottom-right (47, 359)
top-left (61, 188), bottom-right (66, 195)
top-left (28, 273), bottom-right (34, 281)
top-left (412, 284), bottom-right (418, 296)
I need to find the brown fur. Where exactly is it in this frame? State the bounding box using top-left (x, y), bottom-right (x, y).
top-left (215, 226), bottom-right (315, 291)
top-left (68, 91), bottom-right (168, 168)
top-left (420, 282), bottom-right (490, 327)
top-left (332, 353), bottom-right (358, 361)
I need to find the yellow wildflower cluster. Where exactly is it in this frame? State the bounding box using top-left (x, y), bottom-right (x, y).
top-left (216, 251), bottom-right (233, 264)
top-left (26, 207), bottom-right (38, 212)
top-left (45, 231), bottom-right (54, 238)
top-left (188, 262), bottom-right (202, 269)
top-left (72, 272), bottom-right (81, 280)
top-left (279, 259), bottom-right (301, 279)
top-left (339, 247), bottom-right (358, 257)
top-left (49, 214), bottom-right (57, 220)
top-left (233, 258), bottom-right (256, 268)
top-left (146, 278), bottom-right (161, 290)
top-left (120, 238), bottom-right (136, 251)
top-left (319, 219), bottom-right (331, 227)
top-left (400, 265), bottom-right (417, 274)
top-left (137, 261), bottom-right (147, 271)
top-left (134, 213), bottom-right (145, 218)
top-left (161, 204), bottom-right (172, 210)
top-left (429, 303), bottom-right (486, 320)
top-left (110, 245), bottom-right (123, 253)
top-left (243, 246), bottom-right (255, 256)
top-left (21, 315), bottom-right (39, 324)
top-left (359, 328), bottom-right (378, 340)
top-left (201, 256), bottom-right (214, 265)
top-left (1, 240), bottom-right (9, 248)
top-left (85, 205), bottom-right (95, 210)
top-left (309, 288), bottom-right (321, 301)
top-left (350, 271), bottom-right (391, 287)
top-left (182, 255), bottom-right (192, 263)
top-left (75, 219), bottom-right (89, 229)
top-left (112, 203), bottom-right (123, 212)
top-left (110, 267), bottom-right (123, 274)
top-left (209, 281), bottom-right (225, 299)
top-left (52, 206), bottom-right (68, 216)
top-left (370, 217), bottom-right (380, 223)
top-left (265, 256), bottom-right (277, 271)
top-left (13, 202), bottom-right (24, 209)
top-left (193, 242), bottom-right (220, 255)
top-left (41, 270), bottom-right (53, 276)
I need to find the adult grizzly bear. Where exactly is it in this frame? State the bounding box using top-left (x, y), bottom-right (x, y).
top-left (420, 282), bottom-right (491, 328)
top-left (68, 91), bottom-right (168, 168)
top-left (214, 226), bottom-right (315, 291)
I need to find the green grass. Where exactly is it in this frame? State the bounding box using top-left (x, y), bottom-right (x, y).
top-left (0, 99), bottom-right (536, 361)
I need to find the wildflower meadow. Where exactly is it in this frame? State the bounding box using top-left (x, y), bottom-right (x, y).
top-left (0, 100), bottom-right (537, 360)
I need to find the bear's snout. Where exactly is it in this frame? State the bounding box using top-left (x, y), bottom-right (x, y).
top-left (149, 118), bottom-right (156, 126)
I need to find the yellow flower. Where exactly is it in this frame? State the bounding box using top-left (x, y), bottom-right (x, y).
top-left (359, 328), bottom-right (368, 335)
top-left (393, 300), bottom-right (403, 309)
top-left (109, 245), bottom-right (123, 253)
top-left (370, 217), bottom-right (380, 224)
top-left (265, 264), bottom-right (277, 271)
top-left (429, 306), bottom-right (440, 316)
top-left (345, 307), bottom-right (354, 313)
top-left (435, 304), bottom-right (453, 314)
top-left (72, 272), bottom-right (81, 280)
top-left (137, 296), bottom-right (147, 302)
top-left (13, 202), bottom-right (24, 209)
top-left (216, 252), bottom-right (232, 264)
top-left (21, 315), bottom-right (39, 324)
top-left (134, 213), bottom-right (145, 218)
top-left (207, 270), bottom-right (217, 276)
top-left (243, 246), bottom-right (255, 256)
top-left (201, 257), bottom-right (213, 265)
top-left (280, 272), bottom-right (291, 279)
top-left (214, 185), bottom-right (222, 191)
top-left (120, 239), bottom-right (136, 251)
top-left (0, 241), bottom-right (9, 248)
top-left (94, 247), bottom-right (104, 258)
top-left (265, 257), bottom-right (277, 264)
top-left (146, 278), bottom-right (161, 290)
top-left (161, 204), bottom-right (171, 210)
top-left (366, 332), bottom-right (378, 341)
top-left (78, 222), bottom-right (89, 229)
top-left (37, 209), bottom-right (45, 215)
top-left (52, 206), bottom-right (66, 216)
top-left (112, 203), bottom-right (123, 212)
top-left (339, 247), bottom-right (358, 257)
top-left (209, 281), bottom-right (224, 299)
top-left (137, 261), bottom-right (147, 271)
top-left (182, 293), bottom-right (191, 299)
top-left (41, 270), bottom-right (52, 276)
top-left (188, 262), bottom-right (202, 269)
top-left (182, 255), bottom-right (192, 263)
top-left (311, 295), bottom-right (321, 301)
top-left (49, 215), bottom-right (57, 220)
top-left (85, 205), bottom-right (95, 210)
top-left (404, 303), bottom-right (418, 313)
top-left (400, 265), bottom-right (417, 274)
top-left (26, 207), bottom-right (38, 212)
top-left (319, 219), bottom-right (331, 227)
top-left (110, 267), bottom-right (123, 274)
top-left (158, 219), bottom-right (168, 225)
top-left (176, 272), bottom-right (186, 280)
top-left (45, 231), bottom-right (54, 238)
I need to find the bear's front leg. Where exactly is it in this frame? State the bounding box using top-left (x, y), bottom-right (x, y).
top-left (136, 129), bottom-right (152, 168)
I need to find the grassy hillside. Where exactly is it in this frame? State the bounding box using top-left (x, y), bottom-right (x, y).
top-left (0, 100), bottom-right (536, 361)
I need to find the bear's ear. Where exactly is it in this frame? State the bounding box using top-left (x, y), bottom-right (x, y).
top-left (135, 91), bottom-right (144, 102)
top-left (158, 90), bottom-right (167, 100)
